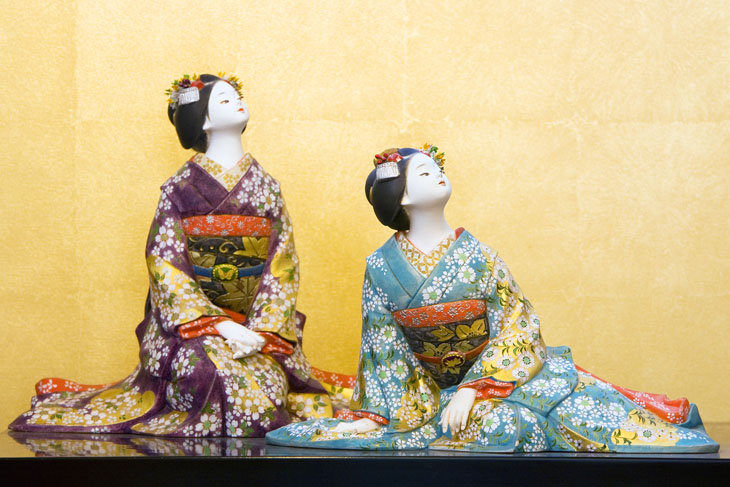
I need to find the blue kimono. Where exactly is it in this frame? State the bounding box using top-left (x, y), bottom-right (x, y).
top-left (267, 230), bottom-right (718, 452)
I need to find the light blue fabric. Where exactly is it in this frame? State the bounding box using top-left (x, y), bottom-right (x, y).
top-left (267, 233), bottom-right (718, 452)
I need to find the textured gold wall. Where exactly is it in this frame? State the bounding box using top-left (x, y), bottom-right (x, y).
top-left (1, 0), bottom-right (729, 430)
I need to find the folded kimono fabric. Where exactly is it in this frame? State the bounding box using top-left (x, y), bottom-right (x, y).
top-left (267, 230), bottom-right (719, 452)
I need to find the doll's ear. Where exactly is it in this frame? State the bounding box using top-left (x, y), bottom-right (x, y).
top-left (202, 115), bottom-right (212, 131)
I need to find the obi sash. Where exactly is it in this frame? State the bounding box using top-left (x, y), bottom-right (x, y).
top-left (393, 300), bottom-right (489, 389)
top-left (182, 215), bottom-right (271, 316)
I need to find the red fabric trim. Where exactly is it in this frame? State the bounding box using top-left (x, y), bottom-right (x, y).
top-left (575, 365), bottom-right (690, 424)
top-left (393, 300), bottom-right (486, 328)
top-left (35, 378), bottom-right (112, 396)
top-left (455, 227), bottom-right (465, 238)
top-left (179, 310), bottom-right (294, 356)
top-left (181, 215), bottom-right (271, 237)
top-left (259, 332), bottom-right (295, 355)
top-left (334, 409), bottom-right (390, 426)
top-left (460, 378), bottom-right (515, 400)
top-left (179, 308), bottom-right (248, 339)
top-left (178, 316), bottom-right (227, 339)
top-left (352, 410), bottom-right (389, 425)
top-left (222, 308), bottom-right (247, 324)
top-left (311, 368), bottom-right (357, 388)
top-left (334, 409), bottom-right (360, 421)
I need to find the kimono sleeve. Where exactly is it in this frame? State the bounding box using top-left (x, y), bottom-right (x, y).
top-left (459, 249), bottom-right (547, 397)
top-left (349, 266), bottom-right (441, 432)
top-left (244, 188), bottom-right (299, 342)
top-left (145, 183), bottom-right (227, 335)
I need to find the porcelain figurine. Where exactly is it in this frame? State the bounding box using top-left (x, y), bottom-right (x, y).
top-left (266, 146), bottom-right (719, 452)
top-left (9, 73), bottom-right (334, 436)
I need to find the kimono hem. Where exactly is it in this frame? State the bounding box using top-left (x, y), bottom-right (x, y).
top-left (10, 154), bottom-right (335, 437)
top-left (266, 230), bottom-right (718, 452)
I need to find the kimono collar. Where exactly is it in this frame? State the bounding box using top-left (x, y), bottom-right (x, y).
top-left (192, 152), bottom-right (254, 191)
top-left (395, 228), bottom-right (463, 277)
top-left (374, 228), bottom-right (470, 309)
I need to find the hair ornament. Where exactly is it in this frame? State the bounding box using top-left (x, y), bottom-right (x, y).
top-left (374, 149), bottom-right (402, 180)
top-left (166, 74), bottom-right (204, 109)
top-left (217, 72), bottom-right (244, 99)
top-left (421, 143), bottom-right (446, 168)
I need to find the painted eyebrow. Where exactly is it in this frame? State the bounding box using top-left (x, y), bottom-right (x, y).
top-left (217, 91), bottom-right (227, 96)
top-left (415, 162), bottom-right (429, 170)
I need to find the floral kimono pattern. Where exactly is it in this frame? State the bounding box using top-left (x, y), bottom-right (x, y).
top-left (9, 153), bottom-right (334, 437)
top-left (267, 230), bottom-right (718, 452)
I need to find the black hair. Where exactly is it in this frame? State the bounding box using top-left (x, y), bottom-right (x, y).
top-left (167, 73), bottom-right (246, 152)
top-left (365, 147), bottom-right (421, 230)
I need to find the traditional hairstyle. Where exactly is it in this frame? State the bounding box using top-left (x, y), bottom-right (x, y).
top-left (166, 73), bottom-right (246, 152)
top-left (365, 147), bottom-right (421, 230)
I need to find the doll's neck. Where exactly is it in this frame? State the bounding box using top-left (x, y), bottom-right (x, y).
top-left (205, 130), bottom-right (245, 169)
top-left (405, 206), bottom-right (453, 254)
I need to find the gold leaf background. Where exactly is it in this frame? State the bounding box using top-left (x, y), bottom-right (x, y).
top-left (1, 0), bottom-right (728, 429)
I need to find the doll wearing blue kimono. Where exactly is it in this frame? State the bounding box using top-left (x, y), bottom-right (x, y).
top-left (267, 146), bottom-right (718, 452)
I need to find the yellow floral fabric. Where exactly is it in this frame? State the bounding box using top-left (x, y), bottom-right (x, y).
top-left (395, 231), bottom-right (456, 277)
top-left (193, 152), bottom-right (254, 191)
top-left (246, 201), bottom-right (299, 341)
top-left (24, 367), bottom-right (156, 429)
top-left (147, 255), bottom-right (227, 328)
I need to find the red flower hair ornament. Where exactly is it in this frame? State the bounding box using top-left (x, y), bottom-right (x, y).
top-left (166, 74), bottom-right (205, 109)
top-left (166, 72), bottom-right (243, 110)
top-left (372, 145), bottom-right (446, 181)
top-left (373, 149), bottom-right (403, 180)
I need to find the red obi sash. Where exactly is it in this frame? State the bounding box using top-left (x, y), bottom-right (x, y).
top-left (181, 215), bottom-right (271, 237)
top-left (392, 300), bottom-right (486, 328)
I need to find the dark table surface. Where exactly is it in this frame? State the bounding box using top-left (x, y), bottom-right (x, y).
top-left (2, 423), bottom-right (728, 486)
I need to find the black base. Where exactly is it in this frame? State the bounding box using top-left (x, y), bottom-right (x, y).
top-left (3, 424), bottom-right (729, 487)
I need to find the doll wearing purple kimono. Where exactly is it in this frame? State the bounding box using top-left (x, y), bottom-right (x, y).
top-left (9, 74), bottom-right (332, 437)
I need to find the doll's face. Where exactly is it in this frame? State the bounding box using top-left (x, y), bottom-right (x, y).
top-left (401, 152), bottom-right (451, 208)
top-left (203, 80), bottom-right (249, 132)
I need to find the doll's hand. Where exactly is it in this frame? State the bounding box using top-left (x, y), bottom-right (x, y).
top-left (439, 387), bottom-right (477, 434)
top-left (226, 340), bottom-right (261, 359)
top-left (215, 320), bottom-right (266, 359)
top-left (333, 418), bottom-right (379, 434)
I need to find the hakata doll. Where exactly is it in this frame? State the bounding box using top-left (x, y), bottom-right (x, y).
top-left (267, 146), bottom-right (719, 452)
top-left (9, 74), bottom-right (338, 437)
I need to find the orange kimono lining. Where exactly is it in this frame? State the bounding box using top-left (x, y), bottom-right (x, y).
top-left (575, 365), bottom-right (690, 424)
top-left (459, 378), bottom-right (515, 399)
top-left (393, 300), bottom-right (486, 328)
top-left (334, 409), bottom-right (390, 425)
top-left (311, 368), bottom-right (357, 389)
top-left (179, 310), bottom-right (295, 355)
top-left (181, 215), bottom-right (271, 237)
top-left (178, 316), bottom-right (229, 339)
top-left (35, 378), bottom-right (113, 396)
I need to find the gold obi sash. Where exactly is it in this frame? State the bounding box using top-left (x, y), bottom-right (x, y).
top-left (393, 300), bottom-right (489, 389)
top-left (182, 215), bottom-right (271, 316)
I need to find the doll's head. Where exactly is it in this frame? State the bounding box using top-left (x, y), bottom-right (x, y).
top-left (167, 73), bottom-right (247, 152)
top-left (365, 146), bottom-right (449, 230)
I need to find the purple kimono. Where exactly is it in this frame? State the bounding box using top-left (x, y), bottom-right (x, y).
top-left (9, 153), bottom-right (332, 437)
